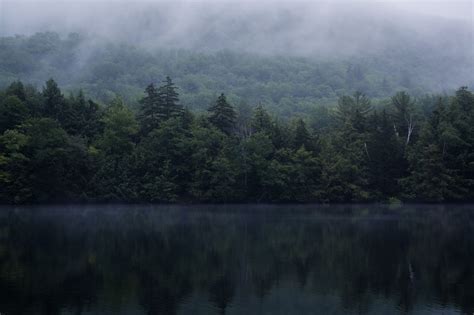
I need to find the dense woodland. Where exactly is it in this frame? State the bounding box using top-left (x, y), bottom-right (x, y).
top-left (0, 76), bottom-right (473, 204)
top-left (1, 32), bottom-right (472, 116)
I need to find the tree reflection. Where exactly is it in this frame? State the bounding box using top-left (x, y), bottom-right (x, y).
top-left (0, 205), bottom-right (472, 314)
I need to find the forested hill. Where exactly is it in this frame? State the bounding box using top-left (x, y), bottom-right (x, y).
top-left (0, 78), bottom-right (473, 204)
top-left (1, 32), bottom-right (472, 115)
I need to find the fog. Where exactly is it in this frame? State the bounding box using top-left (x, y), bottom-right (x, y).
top-left (0, 0), bottom-right (472, 99)
top-left (1, 0), bottom-right (472, 58)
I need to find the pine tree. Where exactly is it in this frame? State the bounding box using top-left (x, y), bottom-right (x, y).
top-left (42, 78), bottom-right (67, 122)
top-left (158, 76), bottom-right (183, 120)
top-left (208, 93), bottom-right (236, 135)
top-left (139, 83), bottom-right (161, 134)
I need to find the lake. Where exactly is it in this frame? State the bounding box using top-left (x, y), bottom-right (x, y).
top-left (0, 204), bottom-right (473, 314)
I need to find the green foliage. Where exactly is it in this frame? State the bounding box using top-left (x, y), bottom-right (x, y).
top-left (367, 110), bottom-right (406, 199)
top-left (42, 78), bottom-right (66, 121)
top-left (0, 79), bottom-right (472, 204)
top-left (0, 118), bottom-right (93, 203)
top-left (251, 104), bottom-right (273, 134)
top-left (400, 91), bottom-right (474, 201)
top-left (293, 119), bottom-right (314, 151)
top-left (391, 91), bottom-right (418, 146)
top-left (263, 147), bottom-right (320, 201)
top-left (98, 97), bottom-right (138, 157)
top-left (208, 93), bottom-right (237, 135)
top-left (138, 83), bottom-right (161, 134)
top-left (0, 95), bottom-right (29, 132)
top-left (335, 91), bottom-right (372, 133)
top-left (0, 129), bottom-right (30, 203)
top-left (4, 32), bottom-right (470, 117)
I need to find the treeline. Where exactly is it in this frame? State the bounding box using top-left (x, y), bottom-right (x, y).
top-left (0, 78), bottom-right (473, 204)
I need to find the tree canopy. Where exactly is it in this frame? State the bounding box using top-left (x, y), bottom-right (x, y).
top-left (0, 78), bottom-right (473, 204)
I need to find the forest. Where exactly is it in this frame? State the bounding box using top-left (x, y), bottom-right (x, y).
top-left (0, 76), bottom-right (473, 204)
top-left (1, 32), bottom-right (472, 116)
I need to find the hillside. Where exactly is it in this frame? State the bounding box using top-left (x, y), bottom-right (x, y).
top-left (1, 32), bottom-right (472, 116)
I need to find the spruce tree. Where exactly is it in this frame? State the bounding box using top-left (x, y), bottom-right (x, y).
top-left (158, 76), bottom-right (183, 120)
top-left (208, 93), bottom-right (236, 135)
top-left (139, 83), bottom-right (161, 134)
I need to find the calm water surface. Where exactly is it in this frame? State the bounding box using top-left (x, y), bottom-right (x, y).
top-left (0, 204), bottom-right (473, 315)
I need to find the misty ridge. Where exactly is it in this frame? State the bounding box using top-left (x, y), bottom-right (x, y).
top-left (0, 0), bottom-right (473, 109)
top-left (2, 0), bottom-right (472, 55)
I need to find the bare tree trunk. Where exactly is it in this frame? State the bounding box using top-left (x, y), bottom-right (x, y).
top-left (364, 142), bottom-right (370, 160)
top-left (405, 114), bottom-right (414, 146)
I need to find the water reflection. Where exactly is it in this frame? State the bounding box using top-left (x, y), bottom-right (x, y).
top-left (0, 205), bottom-right (473, 314)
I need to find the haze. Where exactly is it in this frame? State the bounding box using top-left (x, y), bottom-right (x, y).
top-left (1, 0), bottom-right (472, 58)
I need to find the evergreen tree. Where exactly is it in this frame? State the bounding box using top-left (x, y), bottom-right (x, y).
top-left (139, 83), bottom-right (161, 134)
top-left (158, 76), bottom-right (183, 120)
top-left (251, 104), bottom-right (273, 134)
top-left (42, 78), bottom-right (67, 122)
top-left (138, 77), bottom-right (183, 135)
top-left (293, 118), bottom-right (312, 150)
top-left (208, 93), bottom-right (236, 135)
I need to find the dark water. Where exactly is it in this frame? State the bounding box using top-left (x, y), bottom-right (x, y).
top-left (0, 205), bottom-right (473, 315)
